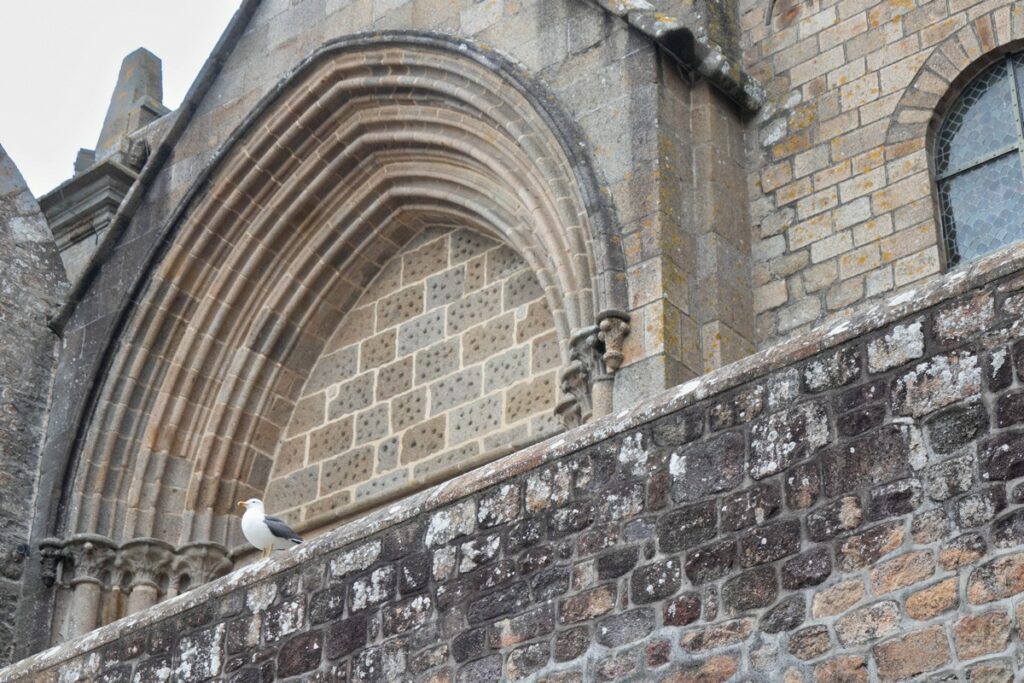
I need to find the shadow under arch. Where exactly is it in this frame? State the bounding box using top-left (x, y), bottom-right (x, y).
top-left (52, 31), bottom-right (629, 564)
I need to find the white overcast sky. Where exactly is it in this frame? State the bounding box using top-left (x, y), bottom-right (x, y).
top-left (0, 1), bottom-right (240, 196)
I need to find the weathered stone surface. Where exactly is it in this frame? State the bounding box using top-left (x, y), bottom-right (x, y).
top-left (668, 431), bottom-right (745, 501)
top-left (738, 519), bottom-right (800, 567)
top-left (15, 222), bottom-right (1024, 681)
top-left (631, 560), bottom-right (681, 604)
top-left (968, 552), bottom-right (1024, 604)
top-left (559, 584), bottom-right (616, 624)
top-left (836, 521), bottom-right (904, 571)
top-left (760, 594), bottom-right (805, 633)
top-left (749, 402), bottom-right (829, 479)
top-left (814, 656), bottom-right (869, 683)
top-left (722, 565), bottom-right (777, 613)
top-left (679, 619), bottom-right (753, 653)
top-left (872, 627), bottom-right (951, 681)
top-left (939, 534), bottom-right (986, 570)
top-left (663, 593), bottom-right (701, 626)
top-left (821, 426), bottom-right (915, 497)
top-left (906, 578), bottom-right (958, 620)
top-left (789, 626), bottom-right (832, 661)
top-left (926, 454), bottom-right (974, 501)
top-left (595, 608), bottom-right (655, 647)
top-left (812, 579), bottom-right (865, 619)
top-left (991, 507), bottom-right (1024, 549)
top-left (684, 540), bottom-right (737, 585)
top-left (871, 551), bottom-right (934, 595)
top-left (867, 478), bottom-right (922, 519)
top-left (952, 486), bottom-right (1006, 527)
top-left (720, 483), bottom-right (781, 532)
top-left (980, 430), bottom-right (1024, 481)
top-left (868, 321), bottom-right (925, 373)
top-left (782, 547), bottom-right (832, 589)
top-left (657, 501), bottom-right (716, 553)
top-left (890, 352), bottom-right (981, 418)
top-left (807, 496), bottom-right (862, 540)
top-left (803, 347), bottom-right (861, 392)
top-left (835, 601), bottom-right (900, 645)
top-left (934, 292), bottom-right (994, 344)
top-left (277, 631), bottom-right (322, 677)
top-left (927, 402), bottom-right (988, 454)
top-left (785, 462), bottom-right (820, 509)
top-left (953, 611), bottom-right (1011, 661)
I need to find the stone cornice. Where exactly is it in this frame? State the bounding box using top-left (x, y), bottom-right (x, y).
top-left (583, 0), bottom-right (765, 113)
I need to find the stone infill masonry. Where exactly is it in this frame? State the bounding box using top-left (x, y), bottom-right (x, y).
top-left (7, 242), bottom-right (1024, 681)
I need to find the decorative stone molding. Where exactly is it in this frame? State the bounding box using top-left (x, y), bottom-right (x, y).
top-left (41, 535), bottom-right (232, 638)
top-left (559, 326), bottom-right (600, 426)
top-left (559, 312), bottom-right (631, 427)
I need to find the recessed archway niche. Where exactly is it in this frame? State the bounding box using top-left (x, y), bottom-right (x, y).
top-left (267, 226), bottom-right (562, 525)
top-left (58, 30), bottom-right (628, 604)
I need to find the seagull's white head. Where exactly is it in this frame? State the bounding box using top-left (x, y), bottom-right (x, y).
top-left (237, 498), bottom-right (264, 512)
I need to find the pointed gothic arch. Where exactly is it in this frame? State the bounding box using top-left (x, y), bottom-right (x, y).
top-left (56, 33), bottom-right (627, 571)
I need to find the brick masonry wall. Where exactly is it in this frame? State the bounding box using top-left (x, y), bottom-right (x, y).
top-left (9, 245), bottom-right (1024, 681)
top-left (742, 0), bottom-right (1024, 345)
top-left (0, 148), bottom-right (68, 667)
top-left (267, 227), bottom-right (561, 526)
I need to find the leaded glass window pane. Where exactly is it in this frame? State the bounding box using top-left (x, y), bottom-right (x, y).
top-left (939, 154), bottom-right (1024, 263)
top-left (936, 55), bottom-right (1024, 267)
top-left (935, 61), bottom-right (1015, 176)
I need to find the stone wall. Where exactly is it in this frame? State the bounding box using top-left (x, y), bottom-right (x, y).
top-left (0, 147), bottom-right (69, 666)
top-left (742, 0), bottom-right (1024, 344)
top-left (7, 240), bottom-right (1024, 681)
top-left (268, 227), bottom-right (561, 525)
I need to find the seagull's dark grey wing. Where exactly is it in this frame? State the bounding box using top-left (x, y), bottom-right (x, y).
top-left (263, 515), bottom-right (303, 544)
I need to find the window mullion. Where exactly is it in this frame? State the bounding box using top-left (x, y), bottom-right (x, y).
top-left (1005, 57), bottom-right (1024, 173)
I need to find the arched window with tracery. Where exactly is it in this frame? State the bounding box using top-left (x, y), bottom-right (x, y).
top-left (935, 53), bottom-right (1024, 267)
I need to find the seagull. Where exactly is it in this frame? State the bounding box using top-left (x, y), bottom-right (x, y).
top-left (237, 498), bottom-right (303, 558)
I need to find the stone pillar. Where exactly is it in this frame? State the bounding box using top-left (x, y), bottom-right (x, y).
top-left (61, 536), bottom-right (115, 639)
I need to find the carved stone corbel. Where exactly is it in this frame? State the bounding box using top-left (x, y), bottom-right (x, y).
top-left (39, 538), bottom-right (65, 588)
top-left (598, 310), bottom-right (631, 373)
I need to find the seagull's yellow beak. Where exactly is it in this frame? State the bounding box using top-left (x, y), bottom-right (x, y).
top-left (237, 500), bottom-right (246, 509)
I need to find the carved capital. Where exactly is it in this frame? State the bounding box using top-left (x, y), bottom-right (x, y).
top-left (558, 323), bottom-right (622, 428)
top-left (177, 542), bottom-right (233, 585)
top-left (120, 538), bottom-right (175, 589)
top-left (61, 535), bottom-right (117, 587)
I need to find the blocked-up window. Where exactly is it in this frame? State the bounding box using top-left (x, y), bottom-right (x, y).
top-left (936, 54), bottom-right (1024, 267)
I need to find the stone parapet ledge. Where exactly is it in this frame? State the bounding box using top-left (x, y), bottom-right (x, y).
top-left (5, 239), bottom-right (1024, 679)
